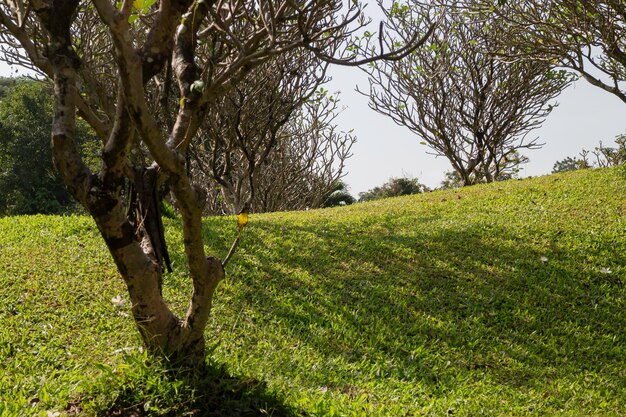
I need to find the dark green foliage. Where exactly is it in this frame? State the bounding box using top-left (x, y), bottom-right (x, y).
top-left (552, 156), bottom-right (586, 173)
top-left (358, 176), bottom-right (428, 202)
top-left (0, 168), bottom-right (625, 415)
top-left (0, 78), bottom-right (98, 215)
top-left (322, 181), bottom-right (356, 208)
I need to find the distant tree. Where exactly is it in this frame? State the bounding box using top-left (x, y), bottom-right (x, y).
top-left (363, 0), bottom-right (572, 186)
top-left (552, 157), bottom-right (584, 174)
top-left (0, 77), bottom-right (20, 96)
top-left (191, 65), bottom-right (355, 214)
top-left (440, 150), bottom-right (527, 188)
top-left (359, 177), bottom-right (428, 202)
top-left (588, 136), bottom-right (626, 168)
top-left (0, 79), bottom-right (97, 215)
top-left (190, 51), bottom-right (328, 214)
top-left (250, 97), bottom-right (355, 213)
top-left (322, 181), bottom-right (356, 208)
top-left (554, 134), bottom-right (626, 173)
top-left (439, 170), bottom-right (463, 189)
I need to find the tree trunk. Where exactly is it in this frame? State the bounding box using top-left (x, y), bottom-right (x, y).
top-left (89, 184), bottom-right (225, 362)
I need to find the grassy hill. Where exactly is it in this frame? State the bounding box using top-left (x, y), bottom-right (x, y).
top-left (1, 167), bottom-right (625, 416)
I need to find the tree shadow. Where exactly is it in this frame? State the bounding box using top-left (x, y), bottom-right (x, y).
top-left (88, 360), bottom-right (307, 417)
top-left (214, 214), bottom-right (625, 399)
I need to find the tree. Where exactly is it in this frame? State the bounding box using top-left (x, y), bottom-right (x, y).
top-left (362, 0), bottom-right (573, 186)
top-left (588, 135), bottom-right (626, 168)
top-left (552, 156), bottom-right (584, 174)
top-left (189, 53), bottom-right (355, 215)
top-left (358, 176), bottom-right (428, 202)
top-left (253, 115), bottom-right (355, 211)
top-left (0, 79), bottom-right (97, 215)
top-left (470, 1), bottom-right (626, 104)
top-left (0, 0), bottom-right (430, 362)
top-left (322, 180), bottom-right (356, 208)
top-left (194, 91), bottom-right (356, 214)
top-left (248, 93), bottom-right (356, 212)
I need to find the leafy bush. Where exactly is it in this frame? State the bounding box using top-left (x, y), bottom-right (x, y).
top-left (358, 176), bottom-right (428, 202)
top-left (322, 180), bottom-right (356, 207)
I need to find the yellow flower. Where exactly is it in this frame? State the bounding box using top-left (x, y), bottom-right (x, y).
top-left (237, 211), bottom-right (249, 228)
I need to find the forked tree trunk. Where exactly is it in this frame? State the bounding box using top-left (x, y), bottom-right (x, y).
top-left (13, 0), bottom-right (430, 368)
top-left (107, 234), bottom-right (224, 361)
top-left (37, 0), bottom-right (224, 363)
top-left (90, 186), bottom-right (225, 362)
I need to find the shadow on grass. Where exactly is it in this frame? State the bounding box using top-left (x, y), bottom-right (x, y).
top-left (212, 215), bottom-right (625, 397)
top-left (81, 360), bottom-right (307, 417)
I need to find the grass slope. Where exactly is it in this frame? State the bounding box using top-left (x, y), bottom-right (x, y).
top-left (1, 167), bottom-right (625, 416)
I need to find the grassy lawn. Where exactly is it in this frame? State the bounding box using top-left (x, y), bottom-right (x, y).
top-left (1, 167), bottom-right (625, 416)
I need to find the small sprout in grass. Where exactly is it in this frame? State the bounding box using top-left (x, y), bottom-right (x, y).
top-left (540, 256), bottom-right (548, 263)
top-left (600, 267), bottom-right (612, 274)
top-left (111, 295), bottom-right (126, 308)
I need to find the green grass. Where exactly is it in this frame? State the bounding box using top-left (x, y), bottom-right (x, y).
top-left (1, 167), bottom-right (625, 416)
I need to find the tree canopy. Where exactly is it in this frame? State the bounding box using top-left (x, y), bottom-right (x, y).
top-left (471, 0), bottom-right (626, 104)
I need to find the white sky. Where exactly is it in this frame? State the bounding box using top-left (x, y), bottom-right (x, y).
top-left (2, 47), bottom-right (624, 196)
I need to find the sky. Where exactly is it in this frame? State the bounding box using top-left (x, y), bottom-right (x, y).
top-left (2, 45), bottom-right (625, 197)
